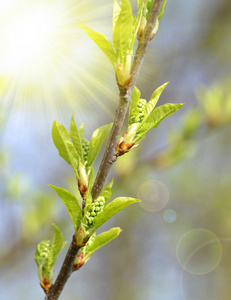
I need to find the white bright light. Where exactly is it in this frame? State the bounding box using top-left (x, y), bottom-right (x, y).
top-left (1, 5), bottom-right (57, 72)
top-left (0, 0), bottom-right (114, 121)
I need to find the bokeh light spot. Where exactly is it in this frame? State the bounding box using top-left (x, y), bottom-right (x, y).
top-left (137, 180), bottom-right (169, 212)
top-left (163, 209), bottom-right (177, 223)
top-left (176, 228), bottom-right (222, 275)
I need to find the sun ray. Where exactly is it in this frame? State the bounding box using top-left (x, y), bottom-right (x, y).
top-left (0, 0), bottom-right (117, 137)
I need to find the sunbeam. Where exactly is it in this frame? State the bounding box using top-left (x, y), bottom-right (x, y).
top-left (0, 0), bottom-right (117, 133)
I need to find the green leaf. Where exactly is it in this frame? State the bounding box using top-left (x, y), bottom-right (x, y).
top-left (131, 3), bottom-right (143, 46)
top-left (79, 123), bottom-right (85, 140)
top-left (84, 167), bottom-right (94, 215)
top-left (87, 123), bottom-right (113, 168)
top-left (113, 0), bottom-right (121, 31)
top-left (129, 86), bottom-right (141, 125)
top-left (137, 0), bottom-right (143, 10)
top-left (52, 121), bottom-right (79, 175)
top-left (93, 197), bottom-right (140, 230)
top-left (47, 224), bottom-right (66, 273)
top-left (100, 178), bottom-right (114, 205)
top-left (77, 23), bottom-right (117, 69)
top-left (49, 185), bottom-right (82, 228)
top-left (141, 82), bottom-right (169, 126)
top-left (135, 103), bottom-right (185, 141)
top-left (69, 114), bottom-right (84, 163)
top-left (158, 0), bottom-right (167, 20)
top-left (113, 0), bottom-right (134, 60)
top-left (85, 227), bottom-right (122, 260)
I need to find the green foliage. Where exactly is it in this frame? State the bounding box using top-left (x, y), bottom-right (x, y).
top-left (158, 0), bottom-right (167, 20)
top-left (52, 121), bottom-right (78, 176)
top-left (129, 86), bottom-right (141, 125)
top-left (78, 122), bottom-right (85, 140)
top-left (84, 227), bottom-right (122, 260)
top-left (52, 115), bottom-right (112, 195)
top-left (78, 0), bottom-right (166, 87)
top-left (83, 178), bottom-right (114, 228)
top-left (113, 0), bottom-right (133, 63)
top-left (93, 197), bottom-right (140, 230)
top-left (100, 178), bottom-right (114, 205)
top-left (39, 1), bottom-right (187, 295)
top-left (47, 224), bottom-right (67, 273)
top-left (118, 84), bottom-right (184, 154)
top-left (113, 1), bottom-right (121, 31)
top-left (83, 167), bottom-right (94, 216)
top-left (87, 123), bottom-right (113, 168)
top-left (134, 102), bottom-right (185, 141)
top-left (69, 114), bottom-right (84, 163)
top-left (49, 185), bottom-right (82, 228)
top-left (35, 224), bottom-right (66, 282)
top-left (76, 23), bottom-right (117, 70)
top-left (140, 82), bottom-right (169, 126)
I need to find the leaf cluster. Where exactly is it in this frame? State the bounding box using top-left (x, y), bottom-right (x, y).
top-left (117, 83), bottom-right (184, 155)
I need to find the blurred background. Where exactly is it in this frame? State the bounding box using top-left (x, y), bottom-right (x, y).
top-left (0, 0), bottom-right (231, 299)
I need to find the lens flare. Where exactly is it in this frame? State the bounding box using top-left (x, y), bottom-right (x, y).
top-left (176, 228), bottom-right (222, 275)
top-left (137, 180), bottom-right (169, 212)
top-left (163, 209), bottom-right (177, 223)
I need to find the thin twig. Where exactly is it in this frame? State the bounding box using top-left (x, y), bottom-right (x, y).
top-left (91, 0), bottom-right (164, 200)
top-left (45, 1), bottom-right (164, 299)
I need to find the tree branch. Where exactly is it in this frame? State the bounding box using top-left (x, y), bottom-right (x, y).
top-left (91, 0), bottom-right (164, 200)
top-left (45, 1), bottom-right (164, 299)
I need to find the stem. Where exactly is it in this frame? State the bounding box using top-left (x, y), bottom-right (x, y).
top-left (45, 1), bottom-right (164, 299)
top-left (91, 0), bottom-right (164, 200)
top-left (45, 240), bottom-right (81, 300)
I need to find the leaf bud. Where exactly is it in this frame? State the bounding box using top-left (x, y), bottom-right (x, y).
top-left (137, 15), bottom-right (147, 41)
top-left (116, 63), bottom-right (131, 89)
top-left (150, 19), bottom-right (159, 41)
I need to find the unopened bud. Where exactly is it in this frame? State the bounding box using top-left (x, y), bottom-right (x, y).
top-left (150, 19), bottom-right (159, 41)
top-left (137, 15), bottom-right (147, 41)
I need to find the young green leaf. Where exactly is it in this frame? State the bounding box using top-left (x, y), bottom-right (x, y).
top-left (141, 82), bottom-right (169, 126)
top-left (113, 0), bottom-right (133, 60)
top-left (87, 123), bottom-right (113, 168)
top-left (84, 167), bottom-right (94, 215)
top-left (120, 0), bottom-right (134, 54)
top-left (113, 0), bottom-right (121, 31)
top-left (46, 224), bottom-right (67, 275)
top-left (84, 227), bottom-right (122, 260)
top-left (134, 103), bottom-right (185, 141)
top-left (78, 123), bottom-right (85, 140)
top-left (137, 0), bottom-right (147, 11)
top-left (93, 197), bottom-right (140, 230)
top-left (49, 185), bottom-right (82, 228)
top-left (77, 23), bottom-right (117, 70)
top-left (158, 0), bottom-right (167, 20)
top-left (52, 121), bottom-right (79, 175)
top-left (129, 86), bottom-right (141, 125)
top-left (69, 114), bottom-right (84, 162)
top-left (100, 178), bottom-right (114, 205)
top-left (131, 2), bottom-right (143, 46)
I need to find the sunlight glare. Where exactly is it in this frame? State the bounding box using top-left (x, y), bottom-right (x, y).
top-left (0, 0), bottom-right (117, 129)
top-left (2, 5), bottom-right (58, 72)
